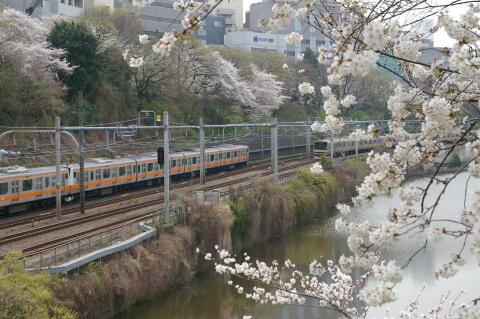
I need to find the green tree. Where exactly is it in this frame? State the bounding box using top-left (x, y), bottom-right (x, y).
top-left (303, 47), bottom-right (318, 67)
top-left (47, 21), bottom-right (99, 95)
top-left (0, 251), bottom-right (77, 319)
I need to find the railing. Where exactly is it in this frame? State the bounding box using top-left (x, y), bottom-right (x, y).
top-left (24, 208), bottom-right (183, 271)
top-left (22, 172), bottom-right (297, 272)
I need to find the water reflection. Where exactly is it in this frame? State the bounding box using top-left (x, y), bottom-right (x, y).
top-left (119, 172), bottom-right (480, 319)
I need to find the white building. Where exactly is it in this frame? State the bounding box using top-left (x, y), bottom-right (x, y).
top-left (85, 0), bottom-right (114, 8)
top-left (225, 30), bottom-right (286, 54)
top-left (205, 0), bottom-right (242, 32)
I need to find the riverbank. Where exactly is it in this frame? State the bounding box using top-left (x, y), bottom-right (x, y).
top-left (52, 158), bottom-right (369, 319)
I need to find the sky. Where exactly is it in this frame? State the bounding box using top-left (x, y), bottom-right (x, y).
top-left (242, 0), bottom-right (469, 48)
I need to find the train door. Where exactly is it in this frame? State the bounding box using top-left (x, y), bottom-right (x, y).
top-left (181, 156), bottom-right (187, 174)
top-left (11, 180), bottom-right (19, 201)
top-left (34, 177), bottom-right (42, 198)
top-left (112, 166), bottom-right (118, 184)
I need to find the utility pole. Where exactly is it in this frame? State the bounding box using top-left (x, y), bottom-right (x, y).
top-left (261, 125), bottom-right (264, 159)
top-left (199, 117), bottom-right (205, 184)
top-left (306, 117), bottom-right (311, 159)
top-left (163, 111), bottom-right (170, 223)
top-left (55, 116), bottom-right (62, 220)
top-left (105, 130), bottom-right (110, 152)
top-left (272, 118), bottom-right (278, 183)
top-left (330, 130), bottom-right (334, 162)
top-left (79, 91), bottom-right (86, 215)
top-left (292, 126), bottom-right (295, 154)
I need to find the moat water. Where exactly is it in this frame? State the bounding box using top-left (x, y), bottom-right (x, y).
top-left (119, 172), bottom-right (480, 319)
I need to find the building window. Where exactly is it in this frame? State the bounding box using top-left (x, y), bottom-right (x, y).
top-left (214, 21), bottom-right (223, 27)
top-left (316, 40), bottom-right (325, 45)
top-left (140, 15), bottom-right (180, 24)
top-left (301, 39), bottom-right (310, 44)
top-left (151, 1), bottom-right (173, 8)
top-left (197, 30), bottom-right (206, 36)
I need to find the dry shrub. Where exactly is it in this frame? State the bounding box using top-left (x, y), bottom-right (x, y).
top-left (183, 200), bottom-right (234, 254)
top-left (257, 182), bottom-right (294, 240)
top-left (333, 157), bottom-right (370, 200)
top-left (56, 227), bottom-right (194, 319)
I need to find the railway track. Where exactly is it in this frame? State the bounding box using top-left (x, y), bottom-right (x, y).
top-left (22, 168), bottom-right (304, 255)
top-left (0, 154), bottom-right (308, 231)
top-left (0, 158), bottom-right (313, 250)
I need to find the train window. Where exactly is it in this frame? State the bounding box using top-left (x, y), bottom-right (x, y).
top-left (112, 168), bottom-right (117, 178)
top-left (96, 170), bottom-right (101, 180)
top-left (227, 152), bottom-right (231, 159)
top-left (192, 157), bottom-right (197, 164)
top-left (103, 168), bottom-right (110, 179)
top-left (45, 176), bottom-right (50, 188)
top-left (0, 182), bottom-right (7, 195)
top-left (142, 163), bottom-right (146, 172)
top-left (119, 167), bottom-right (126, 176)
top-left (23, 179), bottom-right (33, 192)
top-left (182, 158), bottom-right (187, 165)
top-left (210, 154), bottom-right (214, 161)
top-left (147, 163), bottom-right (153, 171)
top-left (90, 171), bottom-right (94, 181)
top-left (171, 160), bottom-right (176, 168)
top-left (126, 166), bottom-right (131, 175)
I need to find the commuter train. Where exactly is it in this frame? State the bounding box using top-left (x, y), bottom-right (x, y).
top-left (0, 144), bottom-right (249, 214)
top-left (313, 134), bottom-right (462, 158)
top-left (313, 136), bottom-right (388, 158)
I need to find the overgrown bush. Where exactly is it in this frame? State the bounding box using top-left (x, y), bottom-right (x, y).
top-left (55, 227), bottom-right (194, 319)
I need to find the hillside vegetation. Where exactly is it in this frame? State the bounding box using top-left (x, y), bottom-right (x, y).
top-left (0, 6), bottom-right (393, 128)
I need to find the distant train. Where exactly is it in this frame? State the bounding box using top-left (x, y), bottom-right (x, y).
top-left (313, 134), bottom-right (463, 158)
top-left (0, 144), bottom-right (249, 214)
top-left (313, 136), bottom-right (388, 158)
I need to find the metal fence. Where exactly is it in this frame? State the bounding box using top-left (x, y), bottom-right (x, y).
top-left (23, 172), bottom-right (297, 272)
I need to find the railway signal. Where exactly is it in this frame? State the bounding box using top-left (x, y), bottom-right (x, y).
top-left (157, 147), bottom-right (165, 165)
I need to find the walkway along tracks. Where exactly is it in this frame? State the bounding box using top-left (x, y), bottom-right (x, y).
top-left (0, 154), bottom-right (309, 231)
top-left (22, 168), bottom-right (304, 257)
top-left (0, 158), bottom-right (314, 250)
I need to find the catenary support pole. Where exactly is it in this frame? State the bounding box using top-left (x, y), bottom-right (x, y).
top-left (261, 126), bottom-right (264, 159)
top-left (355, 136), bottom-right (359, 157)
top-left (55, 116), bottom-right (62, 220)
top-left (199, 117), bottom-right (205, 185)
top-left (105, 130), bottom-right (110, 151)
top-left (292, 126), bottom-right (295, 154)
top-left (272, 118), bottom-right (278, 183)
top-left (163, 111), bottom-right (170, 223)
top-left (32, 133), bottom-right (37, 153)
top-left (79, 91), bottom-right (86, 215)
top-left (306, 117), bottom-right (311, 159)
top-left (330, 130), bottom-right (334, 162)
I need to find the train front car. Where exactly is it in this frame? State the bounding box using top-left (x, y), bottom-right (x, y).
top-left (313, 140), bottom-right (330, 159)
top-left (0, 165), bottom-right (69, 214)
